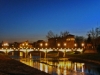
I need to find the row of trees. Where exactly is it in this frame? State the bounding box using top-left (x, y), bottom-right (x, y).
top-left (87, 27), bottom-right (100, 52)
top-left (46, 30), bottom-right (69, 38)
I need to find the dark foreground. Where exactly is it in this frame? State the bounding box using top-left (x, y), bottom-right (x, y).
top-left (0, 54), bottom-right (51, 75)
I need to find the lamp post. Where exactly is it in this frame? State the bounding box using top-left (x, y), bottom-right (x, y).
top-left (74, 43), bottom-right (77, 48)
top-left (22, 42), bottom-right (29, 58)
top-left (81, 43), bottom-right (84, 48)
top-left (45, 43), bottom-right (48, 58)
top-left (81, 43), bottom-right (85, 52)
top-left (45, 43), bottom-right (48, 62)
top-left (2, 42), bottom-right (9, 55)
top-left (57, 43), bottom-right (60, 47)
top-left (74, 43), bottom-right (77, 51)
top-left (64, 43), bottom-right (66, 57)
top-left (40, 43), bottom-right (43, 48)
top-left (64, 43), bottom-right (66, 47)
top-left (57, 43), bottom-right (60, 57)
top-left (40, 43), bottom-right (43, 58)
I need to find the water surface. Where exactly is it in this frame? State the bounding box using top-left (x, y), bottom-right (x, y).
top-left (20, 58), bottom-right (100, 75)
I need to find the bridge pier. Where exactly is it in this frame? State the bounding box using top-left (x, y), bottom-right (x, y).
top-left (63, 49), bottom-right (66, 57)
top-left (5, 49), bottom-right (8, 55)
top-left (12, 51), bottom-right (14, 56)
top-left (40, 51), bottom-right (41, 58)
top-left (29, 53), bottom-right (32, 59)
top-left (25, 49), bottom-right (28, 58)
top-left (57, 49), bottom-right (59, 57)
top-left (45, 49), bottom-right (47, 58)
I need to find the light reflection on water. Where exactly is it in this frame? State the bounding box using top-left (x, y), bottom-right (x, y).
top-left (20, 58), bottom-right (100, 75)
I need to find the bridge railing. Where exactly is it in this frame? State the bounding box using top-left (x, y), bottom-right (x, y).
top-left (0, 48), bottom-right (83, 53)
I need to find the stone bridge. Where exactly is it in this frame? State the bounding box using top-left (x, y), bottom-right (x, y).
top-left (0, 48), bottom-right (83, 58)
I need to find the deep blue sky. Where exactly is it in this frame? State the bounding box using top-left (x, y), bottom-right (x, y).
top-left (0, 0), bottom-right (100, 42)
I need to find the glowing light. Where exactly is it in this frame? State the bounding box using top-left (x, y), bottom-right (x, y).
top-left (26, 43), bottom-right (28, 46)
top-left (82, 63), bottom-right (84, 72)
top-left (64, 43), bottom-right (66, 46)
top-left (74, 62), bottom-right (77, 72)
top-left (74, 43), bottom-right (77, 47)
top-left (2, 42), bottom-right (9, 46)
top-left (57, 43), bottom-right (60, 47)
top-left (81, 43), bottom-right (84, 47)
top-left (22, 44), bottom-right (24, 46)
top-left (40, 63), bottom-right (43, 71)
top-left (40, 43), bottom-right (43, 46)
top-left (45, 65), bottom-right (48, 73)
top-left (45, 43), bottom-right (48, 46)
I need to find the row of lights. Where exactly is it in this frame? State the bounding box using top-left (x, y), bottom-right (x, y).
top-left (2, 42), bottom-right (85, 48)
top-left (40, 43), bottom-right (67, 47)
top-left (40, 43), bottom-right (47, 47)
top-left (40, 43), bottom-right (84, 47)
top-left (74, 43), bottom-right (85, 47)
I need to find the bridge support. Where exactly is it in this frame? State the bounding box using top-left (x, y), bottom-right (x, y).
top-left (57, 49), bottom-right (59, 57)
top-left (5, 49), bottom-right (8, 55)
top-left (40, 51), bottom-right (41, 58)
top-left (29, 53), bottom-right (32, 59)
top-left (25, 49), bottom-right (28, 58)
top-left (45, 49), bottom-right (47, 58)
top-left (63, 49), bottom-right (66, 57)
top-left (12, 51), bottom-right (14, 56)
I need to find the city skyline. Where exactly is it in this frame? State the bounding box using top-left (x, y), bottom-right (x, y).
top-left (0, 0), bottom-right (100, 42)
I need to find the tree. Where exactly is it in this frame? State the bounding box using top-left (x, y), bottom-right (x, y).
top-left (87, 27), bottom-right (100, 49)
top-left (46, 30), bottom-right (70, 39)
top-left (88, 28), bottom-right (100, 39)
top-left (46, 30), bottom-right (55, 39)
top-left (60, 31), bottom-right (69, 37)
top-left (87, 34), bottom-right (92, 43)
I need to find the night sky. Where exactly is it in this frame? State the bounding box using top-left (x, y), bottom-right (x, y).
top-left (0, 0), bottom-right (100, 42)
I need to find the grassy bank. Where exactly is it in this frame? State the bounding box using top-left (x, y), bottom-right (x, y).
top-left (0, 54), bottom-right (51, 75)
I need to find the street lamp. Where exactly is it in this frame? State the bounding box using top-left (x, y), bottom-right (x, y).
top-left (45, 43), bottom-right (48, 47)
top-left (40, 43), bottom-right (43, 47)
top-left (64, 43), bottom-right (66, 57)
top-left (2, 42), bottom-right (9, 55)
top-left (45, 43), bottom-right (48, 59)
top-left (81, 43), bottom-right (85, 52)
top-left (74, 43), bottom-right (77, 48)
top-left (57, 43), bottom-right (60, 57)
top-left (81, 43), bottom-right (84, 48)
top-left (40, 43), bottom-right (43, 58)
top-left (57, 43), bottom-right (60, 47)
top-left (64, 43), bottom-right (66, 47)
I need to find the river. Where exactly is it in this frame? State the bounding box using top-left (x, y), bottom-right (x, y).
top-left (19, 58), bottom-right (100, 75)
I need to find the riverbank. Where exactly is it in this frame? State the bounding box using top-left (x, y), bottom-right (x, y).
top-left (0, 54), bottom-right (51, 75)
top-left (65, 53), bottom-right (100, 65)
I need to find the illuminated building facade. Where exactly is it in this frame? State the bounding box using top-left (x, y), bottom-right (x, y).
top-left (48, 34), bottom-right (75, 48)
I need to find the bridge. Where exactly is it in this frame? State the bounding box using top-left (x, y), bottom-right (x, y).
top-left (0, 48), bottom-right (83, 58)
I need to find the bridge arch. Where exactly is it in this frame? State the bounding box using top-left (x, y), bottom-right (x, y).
top-left (0, 51), bottom-right (5, 54)
top-left (28, 51), bottom-right (45, 58)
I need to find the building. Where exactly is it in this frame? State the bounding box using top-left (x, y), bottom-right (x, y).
top-left (33, 40), bottom-right (47, 48)
top-left (48, 34), bottom-right (75, 48)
